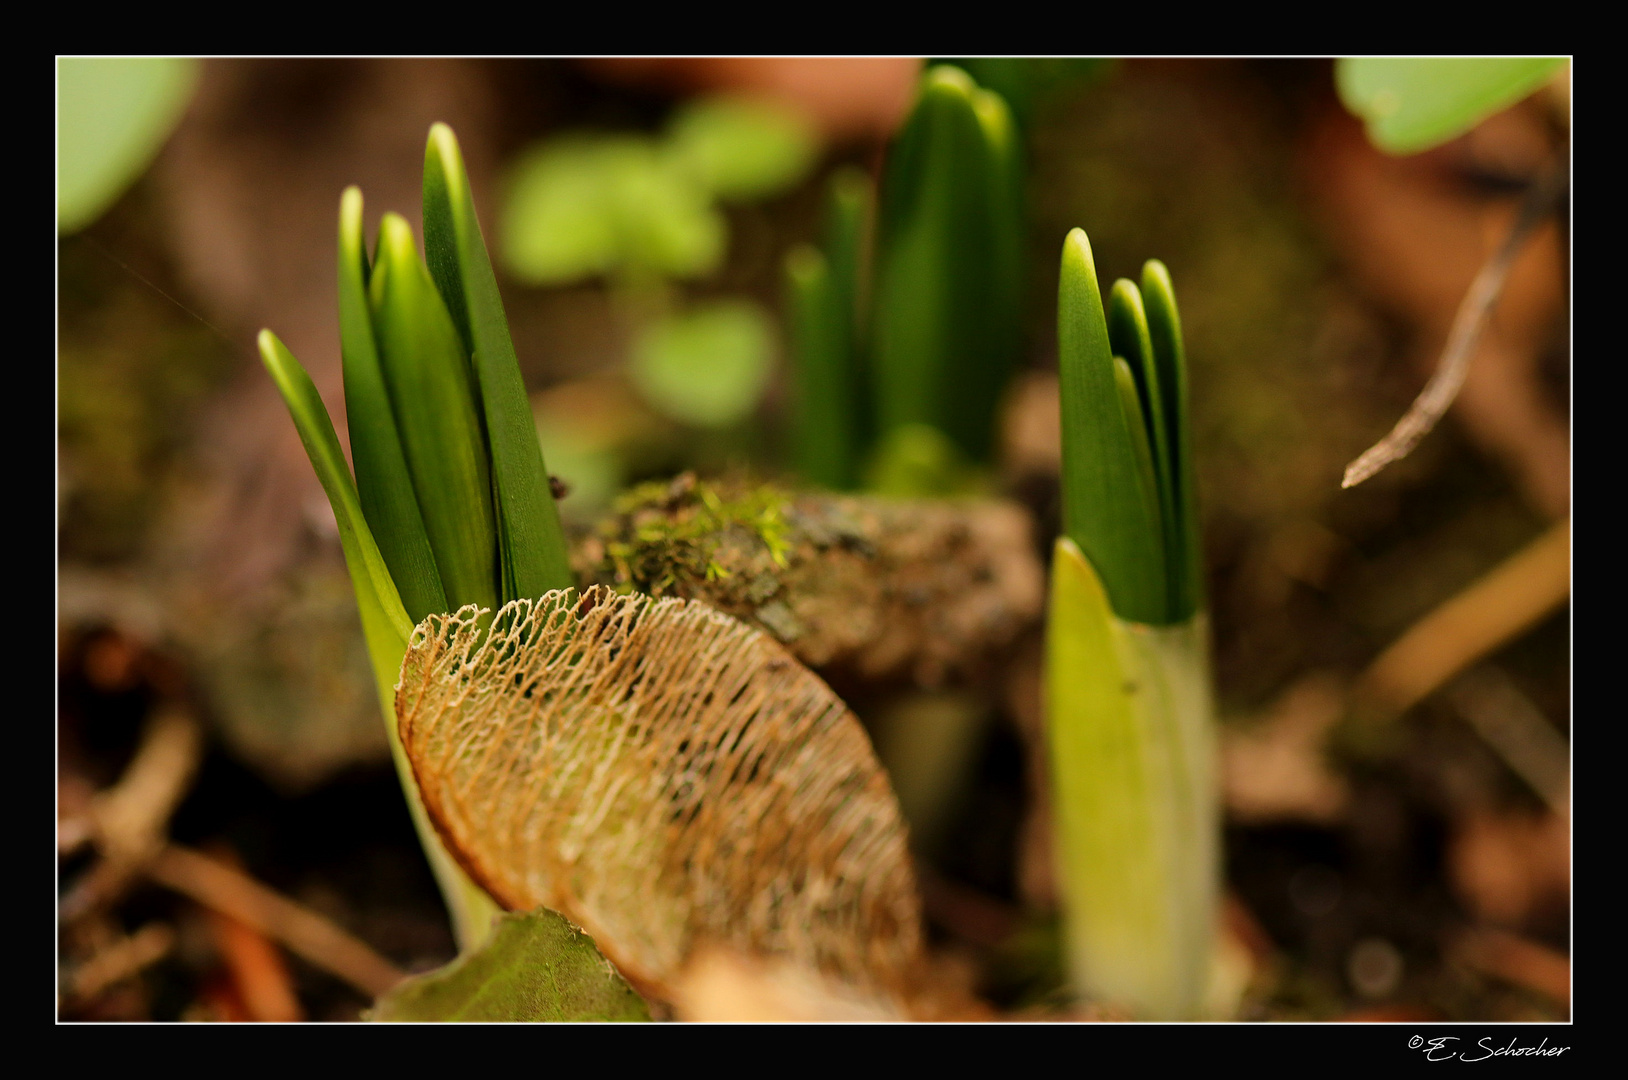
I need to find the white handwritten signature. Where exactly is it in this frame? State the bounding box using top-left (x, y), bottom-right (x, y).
top-left (1409, 1035), bottom-right (1570, 1061)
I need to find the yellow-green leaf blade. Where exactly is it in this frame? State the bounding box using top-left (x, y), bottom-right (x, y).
top-left (257, 330), bottom-right (412, 649)
top-left (260, 329), bottom-right (501, 952)
top-left (337, 187), bottom-right (448, 624)
top-left (1045, 538), bottom-right (1216, 1019)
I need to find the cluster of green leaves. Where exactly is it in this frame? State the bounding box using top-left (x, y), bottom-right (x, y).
top-left (1337, 57), bottom-right (1566, 156)
top-left (261, 124), bottom-right (578, 951)
top-left (1057, 230), bottom-right (1200, 627)
top-left (503, 97), bottom-right (817, 287)
top-left (785, 65), bottom-right (1024, 494)
top-left (337, 126), bottom-right (574, 624)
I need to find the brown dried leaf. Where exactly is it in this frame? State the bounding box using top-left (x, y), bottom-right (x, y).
top-left (396, 588), bottom-right (923, 1005)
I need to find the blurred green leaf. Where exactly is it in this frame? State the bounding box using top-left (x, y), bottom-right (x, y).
top-left (533, 418), bottom-right (624, 523)
top-left (785, 245), bottom-right (842, 484)
top-left (785, 168), bottom-right (875, 491)
top-left (666, 95), bottom-right (818, 201)
top-left (872, 65), bottom-right (1021, 463)
top-left (57, 57), bottom-right (197, 233)
top-left (1336, 57), bottom-right (1566, 155)
top-left (630, 300), bottom-right (775, 428)
top-left (939, 58), bottom-right (1111, 126)
top-left (369, 212), bottom-right (499, 614)
top-left (862, 422), bottom-right (984, 498)
top-left (368, 909), bottom-right (650, 1022)
top-left (502, 135), bottom-right (724, 285)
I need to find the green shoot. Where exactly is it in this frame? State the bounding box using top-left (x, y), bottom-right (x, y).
top-left (872, 65), bottom-right (1020, 463)
top-left (785, 166), bottom-right (873, 490)
top-left (1048, 228), bottom-right (1220, 1019)
top-left (262, 123), bottom-right (580, 951)
top-left (784, 65), bottom-right (1023, 494)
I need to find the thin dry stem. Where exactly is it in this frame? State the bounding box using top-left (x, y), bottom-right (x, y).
top-left (1342, 156), bottom-right (1569, 490)
top-left (1358, 517), bottom-right (1569, 716)
top-left (61, 923), bottom-right (176, 1008)
top-left (147, 845), bottom-right (405, 999)
top-left (59, 701), bottom-right (203, 922)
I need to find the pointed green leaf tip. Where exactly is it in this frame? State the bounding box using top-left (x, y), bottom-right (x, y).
top-left (338, 186), bottom-right (448, 623)
top-left (367, 909), bottom-right (650, 1022)
top-left (369, 211), bottom-right (500, 615)
top-left (871, 64), bottom-right (1022, 463)
top-left (1058, 234), bottom-right (1201, 625)
top-left (1140, 258), bottom-right (1203, 620)
top-left (256, 329), bottom-right (413, 650)
top-left (1057, 229), bottom-right (1164, 624)
top-left (423, 123), bottom-right (575, 604)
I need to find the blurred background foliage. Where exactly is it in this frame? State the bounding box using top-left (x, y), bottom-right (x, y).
top-left (58, 58), bottom-right (1568, 1022)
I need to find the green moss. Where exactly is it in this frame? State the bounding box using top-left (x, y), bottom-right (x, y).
top-left (600, 474), bottom-right (794, 600)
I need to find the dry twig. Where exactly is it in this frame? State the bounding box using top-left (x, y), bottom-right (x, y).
top-left (60, 923), bottom-right (175, 1008)
top-left (1342, 155), bottom-right (1569, 490)
top-left (147, 845), bottom-right (405, 1000)
top-left (1357, 518), bottom-right (1569, 716)
top-left (59, 700), bottom-right (203, 921)
top-left (1447, 667), bottom-right (1570, 814)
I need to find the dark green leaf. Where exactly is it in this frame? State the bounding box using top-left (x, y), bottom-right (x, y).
top-left (1107, 279), bottom-right (1179, 618)
top-left (368, 909), bottom-right (650, 1022)
top-left (1336, 58), bottom-right (1566, 155)
top-left (369, 212), bottom-right (499, 614)
top-left (337, 187), bottom-right (448, 623)
top-left (1057, 229), bottom-right (1167, 624)
top-left (1113, 355), bottom-right (1165, 570)
top-left (424, 124), bottom-right (575, 603)
top-left (1140, 260), bottom-right (1202, 622)
top-left (785, 245), bottom-right (856, 488)
top-left (938, 58), bottom-right (1111, 127)
top-left (872, 65), bottom-right (1021, 463)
